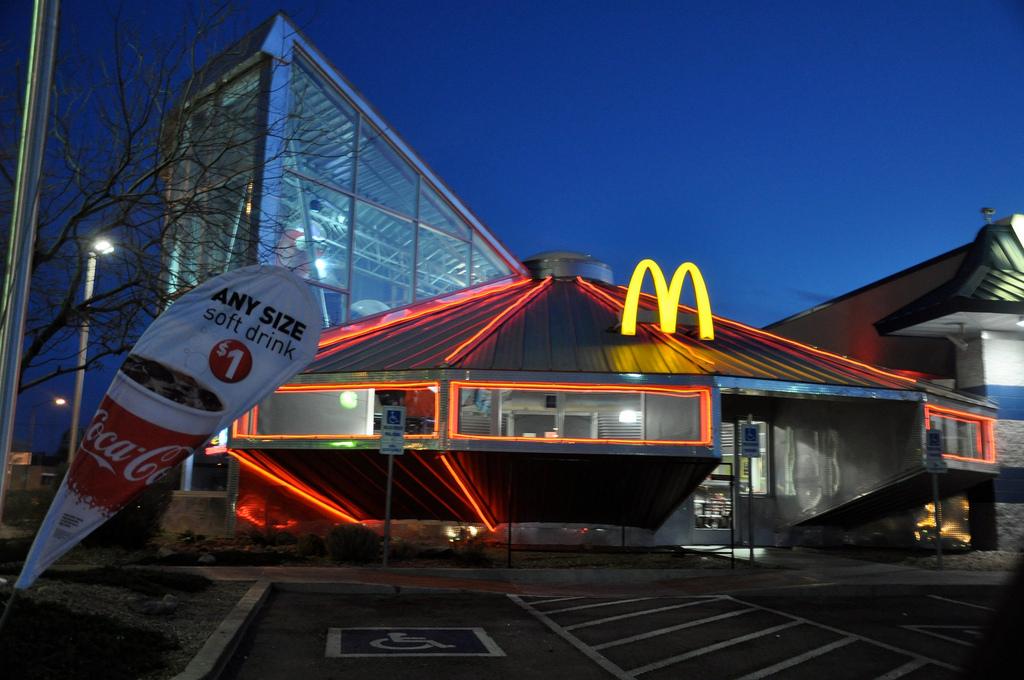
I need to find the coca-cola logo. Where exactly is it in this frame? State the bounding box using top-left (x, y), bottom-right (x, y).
top-left (81, 409), bottom-right (195, 485)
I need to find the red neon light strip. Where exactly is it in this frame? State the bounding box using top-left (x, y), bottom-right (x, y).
top-left (318, 277), bottom-right (532, 349)
top-left (438, 453), bottom-right (497, 531)
top-left (444, 277), bottom-right (552, 364)
top-left (229, 450), bottom-right (361, 523)
top-left (924, 405), bottom-right (997, 463)
top-left (585, 277), bottom-right (917, 386)
top-left (448, 380), bottom-right (713, 446)
top-left (237, 382), bottom-right (441, 440)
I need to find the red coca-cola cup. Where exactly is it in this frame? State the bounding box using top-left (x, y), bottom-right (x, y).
top-left (67, 369), bottom-right (224, 515)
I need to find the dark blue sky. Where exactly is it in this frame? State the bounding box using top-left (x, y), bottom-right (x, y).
top-left (4, 1), bottom-right (1024, 450)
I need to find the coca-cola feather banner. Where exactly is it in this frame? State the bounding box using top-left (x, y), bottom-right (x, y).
top-left (14, 265), bottom-right (322, 589)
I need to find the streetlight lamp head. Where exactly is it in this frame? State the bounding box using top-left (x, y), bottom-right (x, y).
top-left (92, 238), bottom-right (115, 255)
top-left (53, 397), bottom-right (67, 406)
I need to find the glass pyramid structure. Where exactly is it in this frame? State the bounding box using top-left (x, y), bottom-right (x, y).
top-left (163, 13), bottom-right (522, 328)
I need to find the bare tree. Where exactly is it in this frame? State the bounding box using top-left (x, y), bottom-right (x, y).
top-left (0, 3), bottom-right (286, 393)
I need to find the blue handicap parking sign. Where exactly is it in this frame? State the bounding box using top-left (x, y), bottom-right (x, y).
top-left (387, 410), bottom-right (402, 425)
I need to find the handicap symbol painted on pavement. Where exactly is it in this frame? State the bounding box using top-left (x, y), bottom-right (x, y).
top-left (326, 627), bottom-right (506, 657)
top-left (370, 632), bottom-right (456, 651)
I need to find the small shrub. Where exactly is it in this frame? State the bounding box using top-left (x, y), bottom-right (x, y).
top-left (454, 539), bottom-right (492, 567)
top-left (245, 529), bottom-right (269, 546)
top-left (388, 539), bottom-right (420, 561)
top-left (325, 525), bottom-right (379, 563)
top-left (85, 472), bottom-right (174, 549)
top-left (296, 533), bottom-right (326, 557)
top-left (274, 531), bottom-right (297, 546)
top-left (0, 537), bottom-right (33, 563)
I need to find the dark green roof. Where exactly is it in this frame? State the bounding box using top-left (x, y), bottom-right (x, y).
top-left (876, 222), bottom-right (1024, 334)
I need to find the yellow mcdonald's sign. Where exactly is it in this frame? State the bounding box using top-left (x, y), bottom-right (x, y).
top-left (621, 259), bottom-right (714, 340)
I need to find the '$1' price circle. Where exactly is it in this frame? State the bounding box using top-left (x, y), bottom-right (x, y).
top-left (209, 339), bottom-right (253, 383)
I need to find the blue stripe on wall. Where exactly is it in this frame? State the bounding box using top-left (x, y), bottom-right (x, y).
top-left (996, 467), bottom-right (1024, 504)
top-left (961, 385), bottom-right (1024, 421)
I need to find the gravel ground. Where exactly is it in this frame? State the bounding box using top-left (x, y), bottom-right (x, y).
top-left (903, 550), bottom-right (1024, 571)
top-left (0, 574), bottom-right (250, 679)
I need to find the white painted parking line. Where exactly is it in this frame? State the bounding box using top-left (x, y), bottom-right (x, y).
top-left (732, 637), bottom-right (856, 680)
top-left (873, 658), bottom-right (928, 680)
top-left (565, 597), bottom-right (728, 631)
top-left (592, 608), bottom-right (757, 651)
top-left (508, 594), bottom-right (633, 680)
top-left (901, 624), bottom-right (982, 647)
top-left (727, 596), bottom-right (962, 673)
top-left (544, 597), bottom-right (656, 615)
top-left (628, 621), bottom-right (802, 676)
top-left (927, 594), bottom-right (995, 612)
top-left (525, 596), bottom-right (586, 606)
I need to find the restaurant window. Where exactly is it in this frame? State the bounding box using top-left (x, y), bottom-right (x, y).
top-left (925, 406), bottom-right (995, 462)
top-left (234, 384), bottom-right (439, 439)
top-left (451, 383), bottom-right (710, 444)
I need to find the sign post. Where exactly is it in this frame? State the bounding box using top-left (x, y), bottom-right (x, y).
top-left (925, 428), bottom-right (947, 570)
top-left (380, 405), bottom-right (406, 567)
top-left (740, 417), bottom-right (760, 564)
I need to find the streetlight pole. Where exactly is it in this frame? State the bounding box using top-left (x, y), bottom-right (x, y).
top-left (67, 239), bottom-right (114, 463)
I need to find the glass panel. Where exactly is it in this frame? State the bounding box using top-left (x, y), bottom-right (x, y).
top-left (694, 474), bottom-right (732, 529)
top-left (500, 389), bottom-right (557, 438)
top-left (471, 238), bottom-right (512, 285)
top-left (454, 387), bottom-right (704, 443)
top-left (165, 66), bottom-right (263, 285)
top-left (351, 201), bottom-right (414, 317)
top-left (563, 392), bottom-right (642, 439)
top-left (419, 183), bottom-right (471, 239)
top-left (288, 57), bottom-right (358, 191)
top-left (357, 121), bottom-right (417, 216)
top-left (308, 283), bottom-right (347, 328)
top-left (249, 386), bottom-right (437, 436)
top-left (416, 226), bottom-right (470, 299)
top-left (929, 414), bottom-right (983, 459)
top-left (645, 394), bottom-right (701, 441)
top-left (275, 175), bottom-right (351, 289)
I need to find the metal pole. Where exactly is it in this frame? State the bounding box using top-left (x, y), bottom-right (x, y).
top-left (730, 456), bottom-right (735, 569)
top-left (0, 0), bottom-right (61, 526)
top-left (382, 453), bottom-right (394, 567)
top-left (747, 414), bottom-right (754, 564)
top-left (506, 457), bottom-right (513, 568)
top-left (932, 473), bottom-right (943, 571)
top-left (67, 252), bottom-right (96, 463)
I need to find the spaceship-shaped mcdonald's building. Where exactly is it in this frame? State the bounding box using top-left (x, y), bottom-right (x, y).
top-left (164, 14), bottom-right (1002, 550)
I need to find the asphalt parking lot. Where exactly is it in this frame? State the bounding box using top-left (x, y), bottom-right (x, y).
top-left (223, 585), bottom-right (1001, 679)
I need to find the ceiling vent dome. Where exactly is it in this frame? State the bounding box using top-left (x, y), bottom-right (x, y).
top-left (522, 250), bottom-right (613, 283)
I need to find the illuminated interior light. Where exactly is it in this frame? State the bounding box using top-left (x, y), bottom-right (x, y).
top-left (444, 277), bottom-right (552, 363)
top-left (618, 409), bottom-right (639, 424)
top-left (439, 453), bottom-right (497, 531)
top-left (314, 258), bottom-right (328, 278)
top-left (329, 441), bottom-right (357, 448)
top-left (339, 390), bottom-right (359, 409)
top-left (317, 276), bottom-right (531, 350)
top-left (621, 259), bottom-right (714, 340)
top-left (468, 526), bottom-right (478, 537)
top-left (229, 450), bottom-right (360, 524)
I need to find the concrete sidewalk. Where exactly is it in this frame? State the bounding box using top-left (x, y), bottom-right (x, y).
top-left (165, 547), bottom-right (1017, 597)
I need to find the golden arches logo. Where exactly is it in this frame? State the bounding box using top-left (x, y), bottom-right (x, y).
top-left (621, 259), bottom-right (714, 340)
